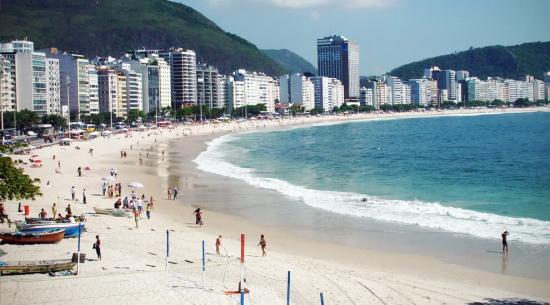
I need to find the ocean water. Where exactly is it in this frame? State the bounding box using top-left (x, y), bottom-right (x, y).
top-left (195, 112), bottom-right (550, 245)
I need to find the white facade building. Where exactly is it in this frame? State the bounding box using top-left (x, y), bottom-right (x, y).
top-left (0, 54), bottom-right (15, 114)
top-left (311, 76), bottom-right (344, 111)
top-left (162, 49), bottom-right (197, 108)
top-left (279, 73), bottom-right (315, 110)
top-left (45, 57), bottom-right (61, 115)
top-left (87, 65), bottom-right (99, 114)
top-left (233, 69), bottom-right (278, 112)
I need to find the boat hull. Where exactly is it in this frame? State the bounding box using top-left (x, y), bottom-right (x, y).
top-left (0, 230), bottom-right (65, 244)
top-left (0, 259), bottom-right (76, 275)
top-left (16, 223), bottom-right (84, 238)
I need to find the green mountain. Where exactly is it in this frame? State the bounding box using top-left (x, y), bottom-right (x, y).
top-left (262, 49), bottom-right (317, 74)
top-left (0, 0), bottom-right (285, 76)
top-left (389, 41), bottom-right (550, 80)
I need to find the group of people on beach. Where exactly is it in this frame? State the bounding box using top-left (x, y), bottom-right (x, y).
top-left (167, 187), bottom-right (180, 200)
top-left (103, 182), bottom-right (122, 198)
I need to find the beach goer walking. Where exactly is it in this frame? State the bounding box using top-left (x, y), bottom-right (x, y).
top-left (167, 187), bottom-right (172, 200)
top-left (71, 186), bottom-right (76, 201)
top-left (89, 148), bottom-right (94, 156)
top-left (57, 160), bottom-right (61, 168)
top-left (82, 188), bottom-right (87, 204)
top-left (502, 231), bottom-right (510, 253)
top-left (173, 187), bottom-right (179, 200)
top-left (38, 208), bottom-right (47, 219)
top-left (137, 198), bottom-right (143, 217)
top-left (258, 234), bottom-right (267, 257)
top-left (52, 203), bottom-right (57, 219)
top-left (78, 166), bottom-right (82, 177)
top-left (216, 236), bottom-right (222, 255)
top-left (102, 182), bottom-right (107, 196)
top-left (123, 197), bottom-right (129, 209)
top-left (193, 208), bottom-right (203, 227)
top-left (149, 196), bottom-right (154, 210)
top-left (93, 235), bottom-right (101, 260)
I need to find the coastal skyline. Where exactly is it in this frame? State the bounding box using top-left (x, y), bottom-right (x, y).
top-left (176, 0), bottom-right (550, 75)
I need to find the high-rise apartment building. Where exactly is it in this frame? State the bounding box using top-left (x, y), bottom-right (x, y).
top-left (97, 66), bottom-right (119, 115)
top-left (116, 72), bottom-right (128, 117)
top-left (279, 73), bottom-right (315, 110)
top-left (317, 35), bottom-right (360, 103)
top-left (162, 49), bottom-right (197, 108)
top-left (311, 76), bottom-right (344, 111)
top-left (432, 69), bottom-right (457, 101)
top-left (147, 55), bottom-right (171, 112)
top-left (386, 76), bottom-right (404, 105)
top-left (43, 48), bottom-right (92, 119)
top-left (116, 62), bottom-right (143, 112)
top-left (0, 55), bottom-right (15, 114)
top-left (359, 87), bottom-right (374, 107)
top-left (0, 40), bottom-right (58, 116)
top-left (45, 57), bottom-right (61, 115)
top-left (87, 65), bottom-right (99, 115)
top-left (233, 69), bottom-right (279, 112)
top-left (196, 64), bottom-right (221, 109)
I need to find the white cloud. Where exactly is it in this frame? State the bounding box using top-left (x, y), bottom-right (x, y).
top-left (206, 0), bottom-right (396, 9)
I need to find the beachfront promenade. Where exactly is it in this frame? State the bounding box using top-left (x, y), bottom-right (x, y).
top-left (1, 108), bottom-right (550, 305)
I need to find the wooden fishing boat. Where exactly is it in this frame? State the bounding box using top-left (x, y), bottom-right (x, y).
top-left (0, 259), bottom-right (76, 275)
top-left (0, 230), bottom-right (65, 244)
top-left (15, 222), bottom-right (84, 238)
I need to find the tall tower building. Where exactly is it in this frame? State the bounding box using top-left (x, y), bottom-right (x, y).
top-left (317, 35), bottom-right (360, 103)
top-left (161, 49), bottom-right (197, 108)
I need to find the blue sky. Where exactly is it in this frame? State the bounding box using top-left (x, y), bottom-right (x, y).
top-left (174, 0), bottom-right (550, 76)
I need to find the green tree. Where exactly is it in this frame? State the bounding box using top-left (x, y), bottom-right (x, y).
top-left (513, 98), bottom-right (531, 108)
top-left (16, 109), bottom-right (40, 130)
top-left (0, 157), bottom-right (42, 201)
top-left (491, 99), bottom-right (506, 107)
top-left (126, 110), bottom-right (146, 124)
top-left (310, 107), bottom-right (324, 115)
top-left (289, 104), bottom-right (305, 115)
top-left (41, 114), bottom-right (66, 131)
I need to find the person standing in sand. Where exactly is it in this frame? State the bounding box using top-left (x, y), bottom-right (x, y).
top-left (51, 203), bottom-right (57, 219)
top-left (167, 187), bottom-right (172, 200)
top-left (133, 207), bottom-right (139, 229)
top-left (502, 231), bottom-right (510, 253)
top-left (193, 208), bottom-right (203, 227)
top-left (78, 166), bottom-right (82, 177)
top-left (216, 236), bottom-right (222, 255)
top-left (258, 234), bottom-right (267, 257)
top-left (93, 235), bottom-right (101, 260)
top-left (146, 202), bottom-right (151, 219)
top-left (173, 187), bottom-right (179, 200)
top-left (71, 186), bottom-right (76, 201)
top-left (82, 188), bottom-right (87, 204)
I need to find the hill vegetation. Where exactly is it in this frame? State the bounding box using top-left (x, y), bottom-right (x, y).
top-left (262, 49), bottom-right (317, 74)
top-left (389, 41), bottom-right (550, 80)
top-left (0, 0), bottom-right (285, 76)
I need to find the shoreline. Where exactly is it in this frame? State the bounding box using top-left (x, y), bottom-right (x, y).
top-left (1, 107), bottom-right (549, 304)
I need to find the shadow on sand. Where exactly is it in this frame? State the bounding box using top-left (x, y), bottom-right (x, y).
top-left (469, 299), bottom-right (550, 305)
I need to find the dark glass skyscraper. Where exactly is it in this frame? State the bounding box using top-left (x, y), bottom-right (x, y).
top-left (317, 35), bottom-right (360, 103)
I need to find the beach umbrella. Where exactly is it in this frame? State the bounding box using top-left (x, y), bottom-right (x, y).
top-left (102, 176), bottom-right (115, 181)
top-left (33, 159), bottom-right (42, 163)
top-left (85, 166), bottom-right (92, 170)
top-left (128, 182), bottom-right (144, 189)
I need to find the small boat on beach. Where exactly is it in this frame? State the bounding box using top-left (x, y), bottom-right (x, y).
top-left (0, 230), bottom-right (65, 244)
top-left (93, 207), bottom-right (132, 218)
top-left (0, 259), bottom-right (76, 275)
top-left (15, 222), bottom-right (84, 238)
top-left (24, 215), bottom-right (86, 224)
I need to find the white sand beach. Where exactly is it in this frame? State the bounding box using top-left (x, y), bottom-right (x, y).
top-left (1, 107), bottom-right (550, 305)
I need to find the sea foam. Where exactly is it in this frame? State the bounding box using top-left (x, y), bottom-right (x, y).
top-left (194, 134), bottom-right (550, 245)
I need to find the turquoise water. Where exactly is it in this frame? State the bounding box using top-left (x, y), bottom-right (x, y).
top-left (195, 112), bottom-right (550, 244)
